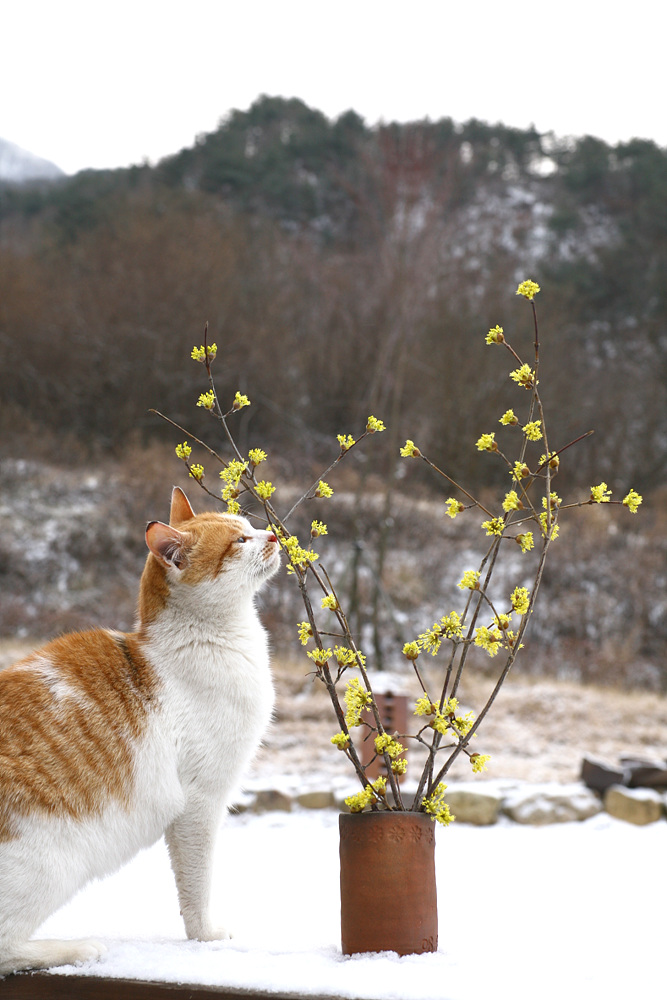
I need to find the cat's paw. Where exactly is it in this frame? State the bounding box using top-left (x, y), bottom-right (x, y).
top-left (192, 925), bottom-right (233, 942)
top-left (73, 939), bottom-right (108, 965)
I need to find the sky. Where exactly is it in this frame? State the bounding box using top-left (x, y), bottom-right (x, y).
top-left (2, 0), bottom-right (664, 176)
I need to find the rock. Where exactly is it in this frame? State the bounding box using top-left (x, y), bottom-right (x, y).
top-left (444, 787), bottom-right (501, 825)
top-left (581, 756), bottom-right (627, 793)
top-left (252, 789), bottom-right (293, 813)
top-left (604, 785), bottom-right (664, 825)
top-left (620, 757), bottom-right (667, 790)
top-left (503, 782), bottom-right (602, 825)
top-left (296, 790), bottom-right (337, 809)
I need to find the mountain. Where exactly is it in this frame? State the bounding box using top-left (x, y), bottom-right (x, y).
top-left (0, 137), bottom-right (64, 183)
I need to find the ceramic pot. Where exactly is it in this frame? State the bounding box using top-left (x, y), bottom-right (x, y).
top-left (339, 810), bottom-right (438, 956)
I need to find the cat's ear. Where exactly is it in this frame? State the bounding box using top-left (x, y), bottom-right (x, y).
top-left (146, 521), bottom-right (188, 570)
top-left (169, 487), bottom-right (196, 526)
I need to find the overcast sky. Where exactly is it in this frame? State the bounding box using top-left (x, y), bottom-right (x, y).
top-left (2, 0), bottom-right (663, 176)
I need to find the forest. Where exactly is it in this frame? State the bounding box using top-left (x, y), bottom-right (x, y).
top-left (1, 96), bottom-right (665, 686)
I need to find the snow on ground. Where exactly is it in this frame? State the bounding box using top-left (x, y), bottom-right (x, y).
top-left (37, 807), bottom-right (664, 1000)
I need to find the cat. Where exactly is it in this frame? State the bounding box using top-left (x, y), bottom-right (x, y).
top-left (0, 486), bottom-right (280, 976)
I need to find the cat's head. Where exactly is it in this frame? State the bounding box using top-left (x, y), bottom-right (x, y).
top-left (140, 488), bottom-right (281, 621)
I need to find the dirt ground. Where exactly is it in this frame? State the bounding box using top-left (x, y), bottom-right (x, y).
top-left (3, 640), bottom-right (666, 787)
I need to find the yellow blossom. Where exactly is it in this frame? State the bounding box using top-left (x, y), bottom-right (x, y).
top-left (470, 753), bottom-right (491, 773)
top-left (307, 647), bottom-right (332, 668)
top-left (297, 621), bottom-right (313, 645)
top-left (511, 586), bottom-right (530, 615)
top-left (331, 731), bottom-right (350, 750)
top-left (315, 480), bottom-right (334, 498)
top-left (188, 463), bottom-right (204, 481)
top-left (391, 758), bottom-right (408, 775)
top-left (509, 364), bottom-right (536, 389)
top-left (310, 520), bottom-right (328, 537)
top-left (511, 460), bottom-right (531, 481)
top-left (486, 325), bottom-right (504, 344)
top-left (345, 777), bottom-right (386, 813)
top-left (283, 534), bottom-right (319, 574)
top-left (400, 439), bottom-right (421, 457)
top-left (476, 432), bottom-right (497, 452)
top-left (248, 448), bottom-right (267, 466)
top-left (516, 279), bottom-right (541, 300)
top-left (516, 532), bottom-right (534, 553)
top-left (539, 451), bottom-right (560, 471)
top-left (226, 499), bottom-right (240, 515)
top-left (523, 420), bottom-right (543, 441)
top-left (403, 641), bottom-right (420, 660)
top-left (337, 433), bottom-right (356, 452)
top-left (500, 409), bottom-right (518, 425)
top-left (334, 646), bottom-right (360, 668)
top-left (197, 390), bottom-right (215, 410)
top-left (474, 625), bottom-right (503, 656)
top-left (623, 489), bottom-right (642, 513)
top-left (458, 569), bottom-right (481, 591)
top-left (191, 343), bottom-right (217, 362)
top-left (366, 415), bottom-right (386, 433)
top-left (415, 696), bottom-right (437, 717)
top-left (233, 391), bottom-right (250, 410)
top-left (321, 594), bottom-right (338, 610)
top-left (446, 498), bottom-right (465, 518)
top-left (503, 490), bottom-right (523, 512)
top-left (482, 517), bottom-right (505, 537)
top-left (374, 733), bottom-right (405, 759)
top-left (344, 677), bottom-right (373, 727)
top-left (538, 511), bottom-right (560, 539)
top-left (255, 480), bottom-right (275, 500)
top-left (175, 442), bottom-right (192, 460)
top-left (422, 783), bottom-right (455, 826)
top-left (590, 482), bottom-right (612, 503)
top-left (542, 491), bottom-right (561, 511)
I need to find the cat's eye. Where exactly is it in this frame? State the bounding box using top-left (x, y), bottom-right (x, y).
top-left (236, 536), bottom-right (247, 544)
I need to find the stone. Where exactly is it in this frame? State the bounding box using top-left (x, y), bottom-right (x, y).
top-left (503, 782), bottom-right (602, 825)
top-left (444, 787), bottom-right (501, 826)
top-left (296, 790), bottom-right (337, 809)
top-left (604, 785), bottom-right (664, 825)
top-left (581, 756), bottom-right (627, 793)
top-left (620, 757), bottom-right (667, 789)
top-left (252, 789), bottom-right (293, 813)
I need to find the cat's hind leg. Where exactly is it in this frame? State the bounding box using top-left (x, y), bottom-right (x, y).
top-left (0, 937), bottom-right (107, 976)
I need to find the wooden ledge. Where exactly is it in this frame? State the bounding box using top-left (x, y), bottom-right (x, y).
top-left (3, 974), bottom-right (337, 1000)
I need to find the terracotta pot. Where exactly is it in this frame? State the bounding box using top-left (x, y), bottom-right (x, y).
top-left (339, 810), bottom-right (438, 956)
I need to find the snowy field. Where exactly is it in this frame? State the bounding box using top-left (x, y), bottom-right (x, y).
top-left (38, 808), bottom-right (664, 1000)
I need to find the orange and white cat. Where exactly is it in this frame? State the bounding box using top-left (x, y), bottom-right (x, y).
top-left (0, 487), bottom-right (280, 976)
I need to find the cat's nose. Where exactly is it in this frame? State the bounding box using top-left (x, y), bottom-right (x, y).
top-left (266, 532), bottom-right (278, 543)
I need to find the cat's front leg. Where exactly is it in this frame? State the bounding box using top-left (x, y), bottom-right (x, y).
top-left (165, 806), bottom-right (230, 941)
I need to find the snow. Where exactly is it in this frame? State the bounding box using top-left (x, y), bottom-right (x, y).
top-left (34, 806), bottom-right (665, 999)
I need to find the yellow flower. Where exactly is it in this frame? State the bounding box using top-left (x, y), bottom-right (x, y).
top-left (345, 777), bottom-right (386, 813)
top-left (374, 733), bottom-right (405, 758)
top-left (391, 758), bottom-right (408, 775)
top-left (283, 534), bottom-right (319, 573)
top-left (175, 441), bottom-right (192, 460)
top-left (538, 511), bottom-right (560, 539)
top-left (516, 279), bottom-right (541, 300)
top-left (403, 641), bottom-right (420, 660)
top-left (523, 420), bottom-right (543, 441)
top-left (539, 451), bottom-right (560, 471)
top-left (400, 439), bottom-right (421, 457)
top-left (307, 647), bottom-right (332, 668)
top-left (197, 390), bottom-right (215, 410)
top-left (470, 753), bottom-right (491, 773)
top-left (476, 432), bottom-right (497, 452)
top-left (414, 696), bottom-right (437, 717)
top-left (334, 646), bottom-right (359, 668)
top-left (321, 594), bottom-right (338, 610)
top-left (511, 460), bottom-right (531, 481)
top-left (310, 520), bottom-right (328, 537)
top-left (474, 625), bottom-right (503, 656)
top-left (233, 391), bottom-right (251, 410)
top-left (337, 433), bottom-right (356, 452)
top-left (542, 491), bottom-right (561, 510)
top-left (226, 499), bottom-right (240, 515)
top-left (516, 532), bottom-right (534, 553)
top-left (446, 498), bottom-right (464, 518)
top-left (509, 364), bottom-right (536, 389)
top-left (623, 489), bottom-right (642, 513)
top-left (331, 731), bottom-right (350, 750)
top-left (248, 448), bottom-right (267, 466)
top-left (422, 783), bottom-right (455, 827)
top-left (458, 569), bottom-right (480, 591)
top-left (315, 480), bottom-right (334, 498)
top-left (441, 611), bottom-right (464, 638)
top-left (590, 482), bottom-right (612, 503)
top-left (482, 517), bottom-right (504, 537)
top-left (297, 621), bottom-right (313, 645)
top-left (499, 409), bottom-right (518, 425)
top-left (511, 586), bottom-right (530, 615)
top-left (220, 459), bottom-right (247, 485)
top-left (255, 480), bottom-right (275, 500)
top-left (191, 343), bottom-right (217, 362)
top-left (366, 415), bottom-right (386, 433)
top-left (344, 677), bottom-right (373, 727)
top-left (188, 463), bottom-right (204, 481)
top-left (485, 325), bottom-right (504, 344)
top-left (502, 490), bottom-right (523, 512)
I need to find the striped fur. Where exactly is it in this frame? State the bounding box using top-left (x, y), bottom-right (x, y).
top-left (0, 488), bottom-right (280, 975)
